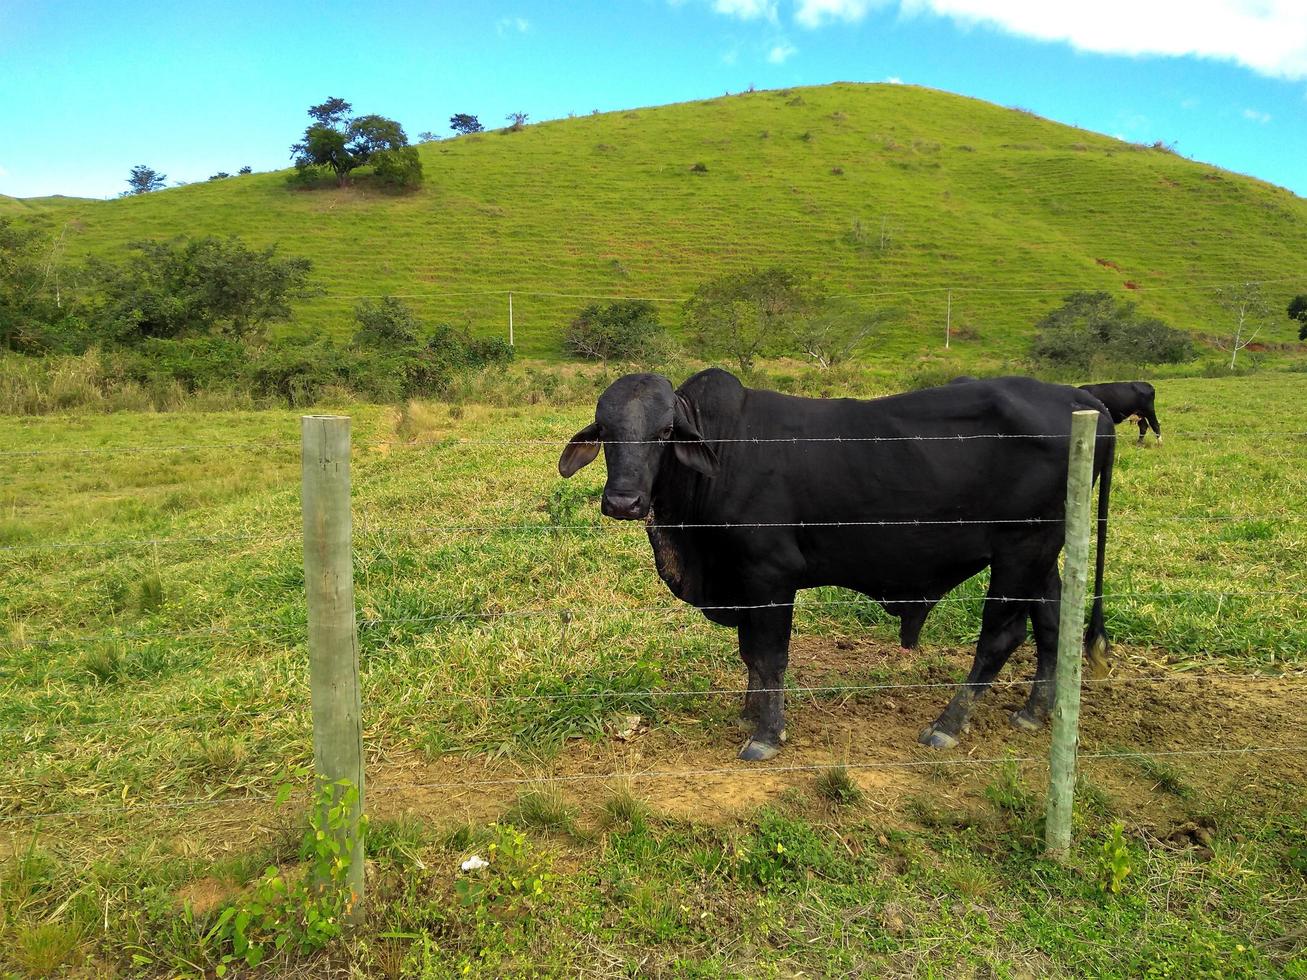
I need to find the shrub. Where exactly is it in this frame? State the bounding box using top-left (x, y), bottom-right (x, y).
top-left (563, 300), bottom-right (669, 364)
top-left (369, 145), bottom-right (423, 188)
top-left (1029, 291), bottom-right (1195, 372)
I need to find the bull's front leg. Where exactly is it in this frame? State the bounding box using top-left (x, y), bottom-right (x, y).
top-left (736, 600), bottom-right (795, 762)
top-left (737, 665), bottom-right (763, 731)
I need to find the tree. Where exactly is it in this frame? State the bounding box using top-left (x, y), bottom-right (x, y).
top-left (91, 236), bottom-right (314, 342)
top-left (353, 296), bottom-right (421, 348)
top-left (449, 113), bottom-right (483, 135)
top-left (504, 112), bottom-right (529, 132)
top-left (563, 300), bottom-right (669, 364)
top-left (238, 166), bottom-right (252, 175)
top-left (683, 266), bottom-right (819, 373)
top-left (290, 98), bottom-right (419, 187)
top-left (1214, 281), bottom-right (1271, 368)
top-left (788, 301), bottom-right (896, 369)
top-left (0, 218), bottom-right (84, 353)
top-left (208, 172), bottom-right (231, 181)
top-left (1288, 294), bottom-right (1307, 342)
top-left (125, 165), bottom-right (166, 195)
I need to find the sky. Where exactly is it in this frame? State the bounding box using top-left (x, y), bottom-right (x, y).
top-left (1, 0), bottom-right (1305, 199)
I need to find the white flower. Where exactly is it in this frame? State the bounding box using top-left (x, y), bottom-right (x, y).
top-left (460, 855), bottom-right (489, 872)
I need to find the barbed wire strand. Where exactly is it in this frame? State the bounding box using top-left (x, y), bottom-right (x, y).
top-left (10, 511), bottom-right (1307, 555)
top-left (4, 744), bottom-right (1303, 824)
top-left (375, 671), bottom-right (1307, 712)
top-left (5, 670), bottom-right (1301, 737)
top-left (8, 588), bottom-right (1307, 649)
top-left (368, 744), bottom-right (1307, 795)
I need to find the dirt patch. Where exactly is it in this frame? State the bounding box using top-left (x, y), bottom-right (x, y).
top-left (1095, 258), bottom-right (1122, 272)
top-left (176, 876), bottom-right (243, 916)
top-left (368, 638), bottom-right (1305, 836)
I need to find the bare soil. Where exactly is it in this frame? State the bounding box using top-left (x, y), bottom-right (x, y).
top-left (368, 637), bottom-right (1305, 836)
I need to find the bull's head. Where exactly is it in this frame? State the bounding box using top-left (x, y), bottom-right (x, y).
top-left (557, 373), bottom-right (718, 520)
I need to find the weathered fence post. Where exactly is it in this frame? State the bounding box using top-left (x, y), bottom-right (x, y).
top-left (301, 415), bottom-right (365, 921)
top-left (1044, 409), bottom-right (1098, 861)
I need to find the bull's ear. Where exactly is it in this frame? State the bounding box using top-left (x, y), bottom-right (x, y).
top-left (558, 422), bottom-right (602, 477)
top-left (673, 395), bottom-right (719, 478)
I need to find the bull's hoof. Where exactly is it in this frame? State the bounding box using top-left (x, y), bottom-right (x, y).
top-left (1009, 708), bottom-right (1044, 732)
top-left (738, 738), bottom-right (782, 762)
top-left (917, 724), bottom-right (959, 750)
top-left (735, 719), bottom-right (786, 744)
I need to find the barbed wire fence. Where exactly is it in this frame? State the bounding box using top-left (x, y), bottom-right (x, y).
top-left (2, 416), bottom-right (1306, 910)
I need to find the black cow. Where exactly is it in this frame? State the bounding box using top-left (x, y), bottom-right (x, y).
top-left (1079, 381), bottom-right (1161, 445)
top-left (560, 369), bottom-right (1114, 761)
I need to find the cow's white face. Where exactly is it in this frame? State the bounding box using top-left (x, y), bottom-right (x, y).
top-left (558, 373), bottom-right (717, 520)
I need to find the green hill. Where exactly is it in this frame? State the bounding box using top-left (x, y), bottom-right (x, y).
top-left (10, 83), bottom-right (1307, 360)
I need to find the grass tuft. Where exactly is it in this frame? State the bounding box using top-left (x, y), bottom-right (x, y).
top-left (506, 784), bottom-right (577, 834)
top-left (814, 765), bottom-right (863, 807)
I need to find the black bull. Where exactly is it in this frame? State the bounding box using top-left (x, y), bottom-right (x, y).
top-left (560, 369), bottom-right (1114, 761)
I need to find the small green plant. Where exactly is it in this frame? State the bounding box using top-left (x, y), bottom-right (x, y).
top-left (1097, 821), bottom-right (1132, 895)
top-left (738, 809), bottom-right (837, 887)
top-left (814, 765), bottom-right (863, 807)
top-left (205, 776), bottom-right (365, 973)
top-left (454, 823), bottom-right (552, 921)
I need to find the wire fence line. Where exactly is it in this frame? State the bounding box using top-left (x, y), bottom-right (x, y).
top-left (8, 510), bottom-right (1306, 555)
top-left (316, 274), bottom-right (1307, 305)
top-left (5, 743), bottom-right (1305, 825)
top-left (0, 441), bottom-right (292, 459)
top-left (7, 588), bottom-right (1307, 649)
top-left (6, 426), bottom-right (1307, 459)
top-left (5, 670), bottom-right (1302, 738)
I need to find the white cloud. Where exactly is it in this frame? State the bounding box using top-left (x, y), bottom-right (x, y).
top-left (0, 164), bottom-right (9, 179)
top-left (896, 0), bottom-right (1307, 80)
top-left (713, 0), bottom-right (779, 21)
top-left (1180, 97), bottom-right (1199, 109)
top-left (885, 75), bottom-right (904, 83)
top-left (722, 47), bottom-right (740, 64)
top-left (1242, 107), bottom-right (1272, 123)
top-left (767, 40), bottom-right (798, 62)
top-left (496, 16), bottom-right (530, 35)
top-left (795, 0), bottom-right (885, 28)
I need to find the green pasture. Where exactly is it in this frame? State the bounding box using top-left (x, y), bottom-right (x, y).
top-left (8, 83), bottom-right (1307, 359)
top-left (0, 372), bottom-right (1304, 975)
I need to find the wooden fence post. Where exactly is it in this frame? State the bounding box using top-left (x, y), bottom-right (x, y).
top-left (1044, 409), bottom-right (1098, 861)
top-left (301, 415), bottom-right (365, 921)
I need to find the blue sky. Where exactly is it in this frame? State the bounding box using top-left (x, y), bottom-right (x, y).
top-left (1, 0), bottom-right (1304, 199)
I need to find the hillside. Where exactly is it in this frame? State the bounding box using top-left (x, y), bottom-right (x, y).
top-left (10, 83), bottom-right (1307, 360)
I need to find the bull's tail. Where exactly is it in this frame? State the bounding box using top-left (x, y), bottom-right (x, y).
top-left (1084, 425), bottom-right (1114, 679)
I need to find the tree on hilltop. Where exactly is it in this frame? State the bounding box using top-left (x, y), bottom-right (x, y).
top-left (291, 97), bottom-right (422, 187)
top-left (449, 113), bottom-right (483, 135)
top-left (124, 165), bottom-right (166, 195)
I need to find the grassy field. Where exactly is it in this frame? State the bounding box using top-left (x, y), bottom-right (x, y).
top-left (6, 83), bottom-right (1307, 360)
top-left (1, 371), bottom-right (1304, 976)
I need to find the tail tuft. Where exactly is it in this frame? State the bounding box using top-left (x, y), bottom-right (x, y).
top-left (1084, 629), bottom-right (1110, 681)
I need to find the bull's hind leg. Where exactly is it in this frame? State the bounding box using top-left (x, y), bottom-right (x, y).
top-left (1011, 568), bottom-right (1060, 731)
top-left (736, 601), bottom-right (795, 761)
top-left (918, 589), bottom-right (1029, 749)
